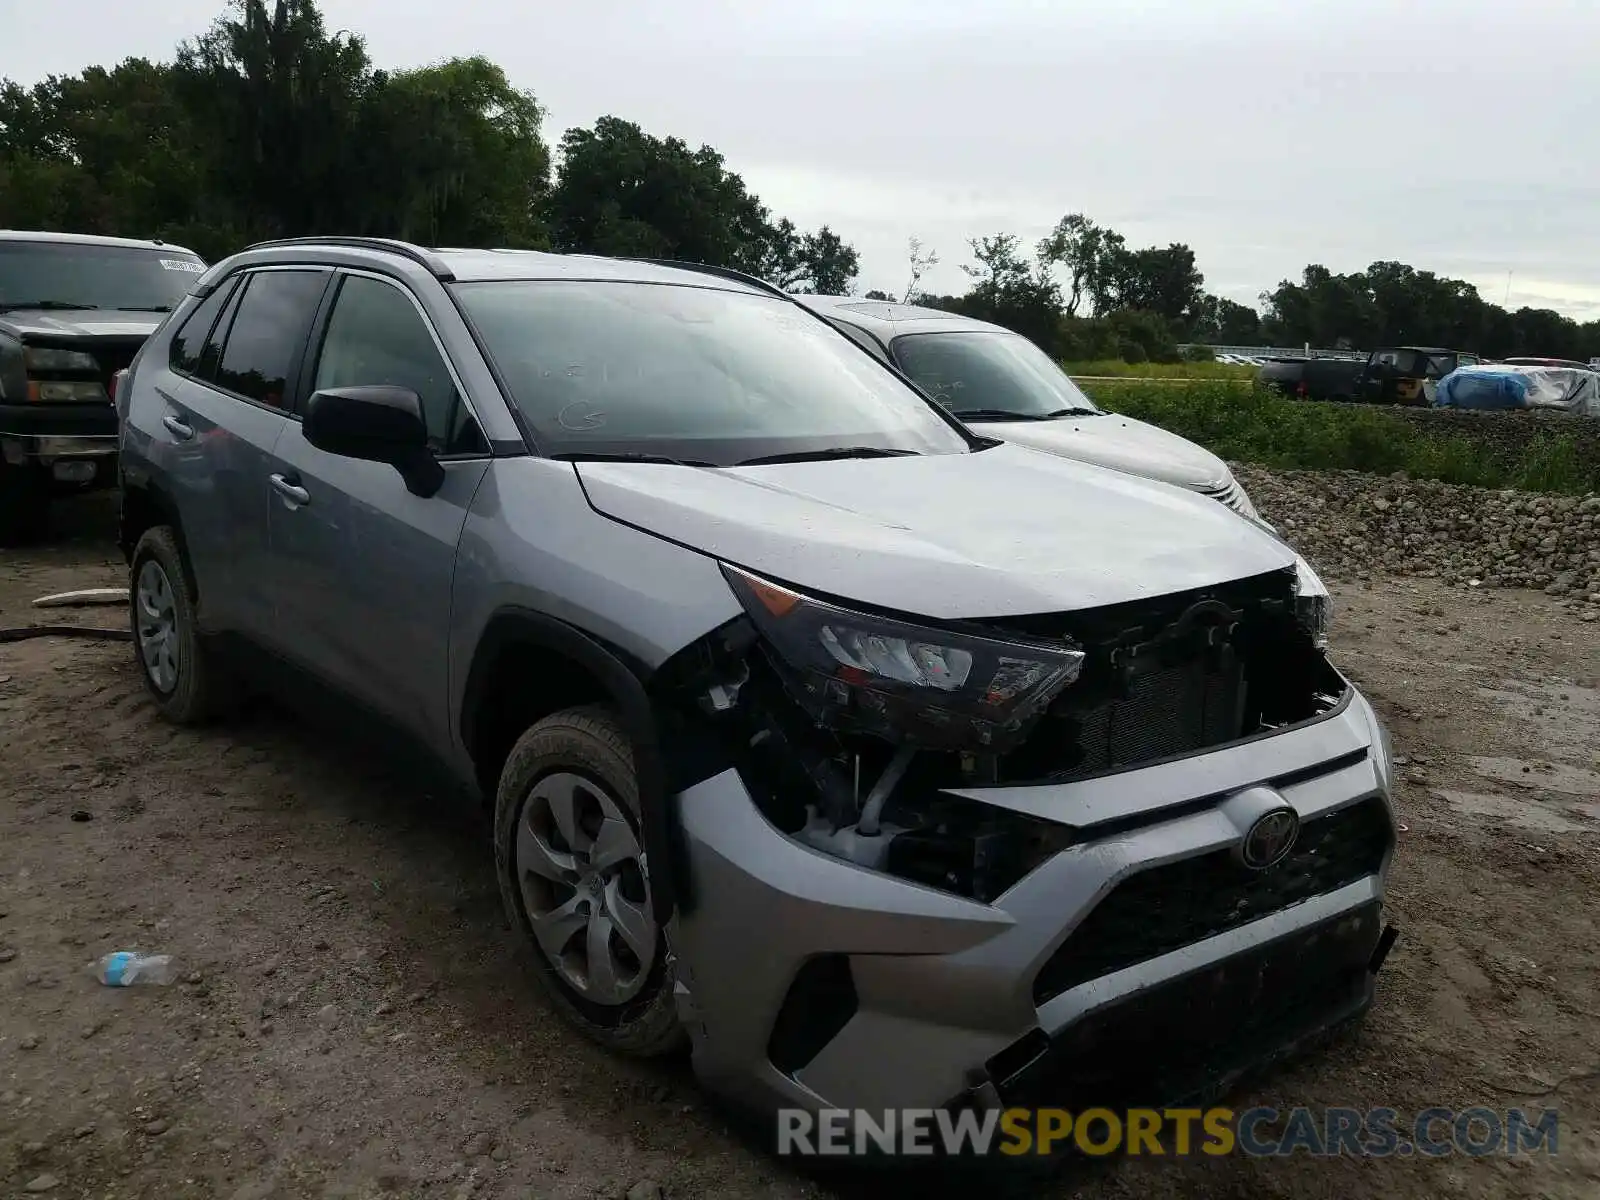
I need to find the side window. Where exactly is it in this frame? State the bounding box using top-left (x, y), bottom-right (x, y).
top-left (313, 274), bottom-right (482, 455)
top-left (213, 270), bottom-right (329, 410)
top-left (168, 277), bottom-right (237, 375)
top-left (197, 278), bottom-right (245, 381)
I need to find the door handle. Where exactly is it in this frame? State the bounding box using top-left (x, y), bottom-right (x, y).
top-left (162, 415), bottom-right (195, 441)
top-left (269, 473), bottom-right (311, 506)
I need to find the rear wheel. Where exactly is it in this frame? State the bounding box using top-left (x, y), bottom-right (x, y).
top-left (494, 705), bottom-right (684, 1057)
top-left (129, 526), bottom-right (238, 724)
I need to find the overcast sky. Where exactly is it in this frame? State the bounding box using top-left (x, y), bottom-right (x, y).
top-left (5, 0), bottom-right (1599, 318)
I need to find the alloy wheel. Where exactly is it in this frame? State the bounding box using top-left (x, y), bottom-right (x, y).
top-left (135, 560), bottom-right (181, 694)
top-left (514, 771), bottom-right (657, 1006)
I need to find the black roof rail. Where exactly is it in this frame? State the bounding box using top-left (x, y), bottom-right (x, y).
top-left (240, 236), bottom-right (456, 281)
top-left (624, 257), bottom-right (791, 299)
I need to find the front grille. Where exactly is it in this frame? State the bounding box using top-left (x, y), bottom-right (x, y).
top-left (1067, 647), bottom-right (1243, 772)
top-left (1032, 796), bottom-right (1392, 1005)
top-left (1002, 903), bottom-right (1382, 1111)
top-left (991, 568), bottom-right (1333, 784)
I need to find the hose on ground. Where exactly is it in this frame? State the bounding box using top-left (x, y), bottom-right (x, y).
top-left (0, 625), bottom-right (133, 644)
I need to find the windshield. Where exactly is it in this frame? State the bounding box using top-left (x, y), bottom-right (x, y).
top-left (452, 281), bottom-right (971, 464)
top-left (891, 330), bottom-right (1101, 419)
top-left (0, 241), bottom-right (206, 312)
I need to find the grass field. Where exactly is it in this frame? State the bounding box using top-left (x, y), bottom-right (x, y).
top-left (1077, 380), bottom-right (1599, 495)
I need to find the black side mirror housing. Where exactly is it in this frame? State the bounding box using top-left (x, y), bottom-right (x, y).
top-left (303, 385), bottom-right (444, 498)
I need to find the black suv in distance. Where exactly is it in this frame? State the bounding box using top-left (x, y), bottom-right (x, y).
top-left (0, 230), bottom-right (206, 541)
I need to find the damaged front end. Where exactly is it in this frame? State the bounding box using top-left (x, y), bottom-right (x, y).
top-left (652, 560), bottom-right (1349, 905)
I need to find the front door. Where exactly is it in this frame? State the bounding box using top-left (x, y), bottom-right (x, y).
top-left (267, 271), bottom-right (490, 745)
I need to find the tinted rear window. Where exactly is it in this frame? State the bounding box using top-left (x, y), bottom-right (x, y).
top-left (212, 270), bottom-right (328, 410)
top-left (169, 277), bottom-right (239, 375)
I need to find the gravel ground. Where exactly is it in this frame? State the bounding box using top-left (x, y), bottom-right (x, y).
top-left (1236, 466), bottom-right (1600, 617)
top-left (2, 490), bottom-right (1599, 1200)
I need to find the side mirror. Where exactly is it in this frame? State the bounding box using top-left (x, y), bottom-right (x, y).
top-left (303, 385), bottom-right (443, 497)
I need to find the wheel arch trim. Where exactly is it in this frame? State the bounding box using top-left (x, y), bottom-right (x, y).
top-left (460, 606), bottom-right (688, 921)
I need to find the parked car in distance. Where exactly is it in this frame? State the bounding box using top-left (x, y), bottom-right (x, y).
top-left (796, 296), bottom-right (1263, 517)
top-left (1258, 345), bottom-right (1482, 406)
top-left (118, 239), bottom-right (1398, 1131)
top-left (1435, 362), bottom-right (1600, 416)
top-left (1500, 356), bottom-right (1591, 370)
top-left (0, 230), bottom-right (206, 541)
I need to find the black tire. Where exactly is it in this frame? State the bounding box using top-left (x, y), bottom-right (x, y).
top-left (0, 460), bottom-right (49, 546)
top-left (128, 526), bottom-right (238, 724)
top-left (494, 704), bottom-right (685, 1058)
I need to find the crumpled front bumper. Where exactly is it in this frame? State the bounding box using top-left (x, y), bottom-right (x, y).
top-left (666, 685), bottom-right (1397, 1119)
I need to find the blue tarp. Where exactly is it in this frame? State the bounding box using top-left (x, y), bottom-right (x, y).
top-left (1434, 368), bottom-right (1529, 410)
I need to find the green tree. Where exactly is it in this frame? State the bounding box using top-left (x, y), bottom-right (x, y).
top-left (1099, 243), bottom-right (1206, 328)
top-left (759, 218), bottom-right (859, 294)
top-left (549, 116), bottom-right (769, 268)
top-left (1037, 213), bottom-right (1120, 317)
top-left (953, 234), bottom-right (1063, 350)
top-left (1190, 295), bottom-right (1262, 345)
top-left (1, 0), bottom-right (552, 259)
top-left (355, 57), bottom-right (549, 247)
top-left (175, 0), bottom-right (375, 239)
top-left (548, 116), bottom-right (857, 292)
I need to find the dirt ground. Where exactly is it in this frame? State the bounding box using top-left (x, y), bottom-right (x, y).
top-left (2, 493), bottom-right (1598, 1200)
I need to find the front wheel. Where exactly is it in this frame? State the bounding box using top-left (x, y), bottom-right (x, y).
top-left (494, 705), bottom-right (684, 1057)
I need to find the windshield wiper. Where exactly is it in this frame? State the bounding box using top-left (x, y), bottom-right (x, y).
top-left (0, 301), bottom-right (98, 312)
top-left (114, 305), bottom-right (172, 312)
top-left (732, 446), bottom-right (920, 466)
top-left (953, 406), bottom-right (1100, 421)
top-left (550, 451), bottom-right (717, 467)
top-left (950, 408), bottom-right (1055, 421)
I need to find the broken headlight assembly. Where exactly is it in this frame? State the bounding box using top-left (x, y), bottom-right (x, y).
top-left (1291, 556), bottom-right (1332, 649)
top-left (720, 563), bottom-right (1085, 754)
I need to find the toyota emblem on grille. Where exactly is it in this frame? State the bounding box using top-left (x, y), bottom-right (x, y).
top-left (1239, 808), bottom-right (1300, 870)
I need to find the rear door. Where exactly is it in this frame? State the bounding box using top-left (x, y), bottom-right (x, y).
top-left (160, 267), bottom-right (331, 637)
top-left (267, 270), bottom-right (491, 743)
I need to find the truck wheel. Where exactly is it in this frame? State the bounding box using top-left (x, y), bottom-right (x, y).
top-left (129, 526), bottom-right (238, 724)
top-left (0, 460), bottom-right (49, 546)
top-left (494, 705), bottom-right (685, 1058)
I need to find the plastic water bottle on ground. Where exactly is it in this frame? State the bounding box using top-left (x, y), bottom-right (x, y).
top-left (93, 952), bottom-right (176, 986)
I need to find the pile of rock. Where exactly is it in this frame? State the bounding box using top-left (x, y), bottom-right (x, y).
top-left (1234, 465), bottom-right (1600, 622)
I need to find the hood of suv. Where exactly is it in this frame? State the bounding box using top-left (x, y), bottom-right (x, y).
top-left (575, 442), bottom-right (1294, 619)
top-left (0, 309), bottom-right (166, 340)
top-left (966, 412), bottom-right (1230, 492)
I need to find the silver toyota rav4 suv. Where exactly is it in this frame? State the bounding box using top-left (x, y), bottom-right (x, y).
top-left (117, 238), bottom-right (1398, 1127)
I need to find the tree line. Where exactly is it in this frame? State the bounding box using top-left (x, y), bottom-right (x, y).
top-left (904, 219), bottom-right (1600, 364)
top-left (0, 0), bottom-right (857, 295)
top-left (3, 0), bottom-right (1595, 364)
